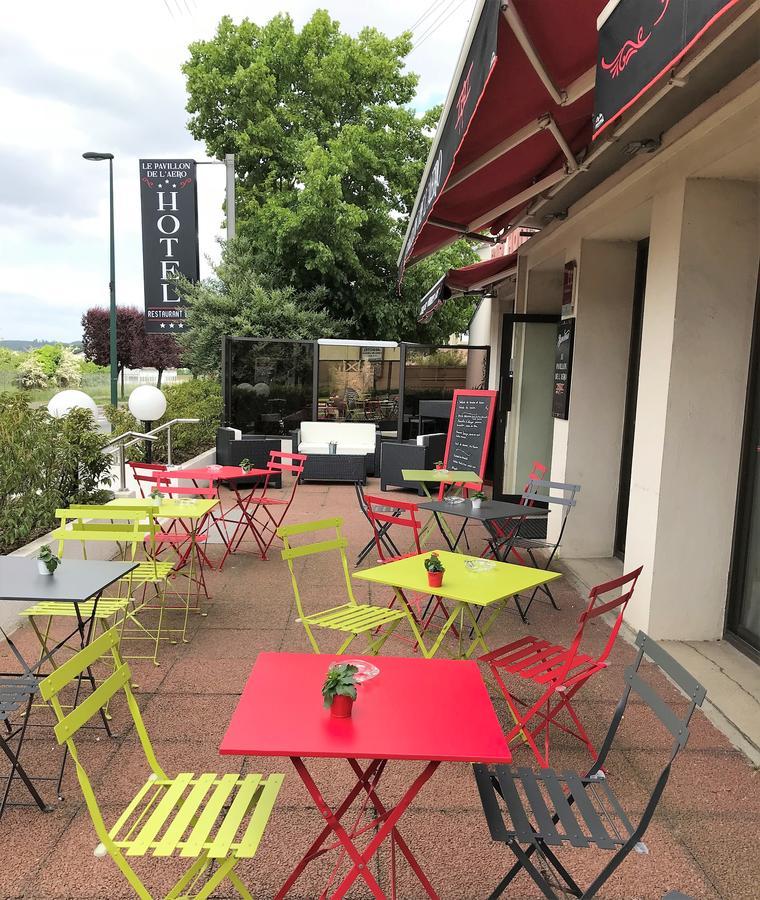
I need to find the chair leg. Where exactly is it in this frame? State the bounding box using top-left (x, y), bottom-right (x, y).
top-left (0, 695), bottom-right (49, 817)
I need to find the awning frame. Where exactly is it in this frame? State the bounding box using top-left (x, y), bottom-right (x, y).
top-left (399, 0), bottom-right (595, 270)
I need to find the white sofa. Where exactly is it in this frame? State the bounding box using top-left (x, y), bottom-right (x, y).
top-left (294, 421), bottom-right (380, 475)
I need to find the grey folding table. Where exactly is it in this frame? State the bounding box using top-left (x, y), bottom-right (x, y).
top-left (417, 498), bottom-right (549, 557)
top-left (0, 557), bottom-right (138, 804)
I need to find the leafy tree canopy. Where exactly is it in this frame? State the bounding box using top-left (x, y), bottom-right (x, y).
top-left (177, 237), bottom-right (344, 377)
top-left (183, 11), bottom-right (477, 341)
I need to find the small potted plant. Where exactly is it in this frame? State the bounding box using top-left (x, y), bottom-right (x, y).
top-left (37, 544), bottom-right (61, 576)
top-left (149, 487), bottom-right (164, 501)
top-left (322, 663), bottom-right (359, 718)
top-left (424, 552), bottom-right (445, 588)
top-left (434, 460), bottom-right (445, 471)
top-left (239, 458), bottom-right (253, 473)
top-left (470, 490), bottom-right (487, 510)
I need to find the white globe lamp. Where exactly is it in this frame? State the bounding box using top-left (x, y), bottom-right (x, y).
top-left (128, 385), bottom-right (167, 463)
top-left (47, 390), bottom-right (98, 419)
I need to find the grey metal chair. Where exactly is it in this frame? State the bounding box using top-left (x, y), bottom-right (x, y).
top-left (492, 478), bottom-right (580, 620)
top-left (474, 631), bottom-right (706, 899)
top-left (0, 627), bottom-right (49, 818)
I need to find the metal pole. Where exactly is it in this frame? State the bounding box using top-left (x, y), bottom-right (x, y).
top-left (225, 153), bottom-right (236, 240)
top-left (143, 421), bottom-right (153, 464)
top-left (167, 424), bottom-right (173, 466)
top-left (118, 444), bottom-right (126, 493)
top-left (108, 158), bottom-right (118, 407)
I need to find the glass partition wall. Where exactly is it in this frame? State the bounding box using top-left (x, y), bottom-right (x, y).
top-left (398, 343), bottom-right (490, 440)
top-left (223, 337), bottom-right (317, 435)
top-left (222, 337), bottom-right (491, 443)
top-left (317, 342), bottom-right (400, 432)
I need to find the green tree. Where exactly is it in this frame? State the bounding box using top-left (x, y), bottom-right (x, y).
top-left (183, 11), bottom-right (476, 341)
top-left (14, 356), bottom-right (49, 390)
top-left (177, 237), bottom-right (345, 377)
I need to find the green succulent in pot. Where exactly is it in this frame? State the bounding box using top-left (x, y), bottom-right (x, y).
top-left (322, 663), bottom-right (359, 718)
top-left (37, 544), bottom-right (61, 575)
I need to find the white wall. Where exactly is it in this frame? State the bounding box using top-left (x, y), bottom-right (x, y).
top-left (625, 178), bottom-right (760, 639)
top-left (550, 240), bottom-right (638, 557)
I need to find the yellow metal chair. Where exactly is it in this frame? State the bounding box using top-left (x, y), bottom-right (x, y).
top-left (278, 517), bottom-right (407, 654)
top-left (21, 505), bottom-right (178, 669)
top-left (39, 627), bottom-right (283, 900)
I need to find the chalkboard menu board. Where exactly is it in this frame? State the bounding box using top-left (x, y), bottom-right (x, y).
top-left (552, 319), bottom-right (575, 420)
top-left (443, 389), bottom-right (498, 477)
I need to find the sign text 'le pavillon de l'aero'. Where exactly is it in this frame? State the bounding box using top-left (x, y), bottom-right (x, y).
top-left (139, 159), bottom-right (199, 333)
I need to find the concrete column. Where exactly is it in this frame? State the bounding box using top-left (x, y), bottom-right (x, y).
top-left (625, 178), bottom-right (760, 640)
top-left (550, 240), bottom-right (638, 556)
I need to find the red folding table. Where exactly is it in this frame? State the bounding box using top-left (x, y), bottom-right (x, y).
top-left (175, 465), bottom-right (270, 563)
top-left (220, 651), bottom-right (512, 899)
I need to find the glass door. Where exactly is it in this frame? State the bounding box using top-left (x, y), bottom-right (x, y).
top-left (728, 267), bottom-right (760, 658)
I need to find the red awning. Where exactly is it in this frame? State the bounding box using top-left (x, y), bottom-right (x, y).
top-left (419, 252), bottom-right (517, 321)
top-left (400, 0), bottom-right (607, 273)
top-left (447, 253), bottom-right (518, 291)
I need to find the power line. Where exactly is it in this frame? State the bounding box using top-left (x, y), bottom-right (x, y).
top-left (407, 1), bottom-right (441, 35)
top-left (413, 0), bottom-right (467, 51)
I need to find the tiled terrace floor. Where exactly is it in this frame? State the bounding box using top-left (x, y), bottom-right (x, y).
top-left (1, 478), bottom-right (758, 899)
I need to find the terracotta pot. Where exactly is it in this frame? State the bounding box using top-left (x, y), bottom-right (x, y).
top-left (427, 570), bottom-right (444, 588)
top-left (330, 694), bottom-right (354, 718)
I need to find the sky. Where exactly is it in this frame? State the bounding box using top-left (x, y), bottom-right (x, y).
top-left (0, 0), bottom-right (477, 342)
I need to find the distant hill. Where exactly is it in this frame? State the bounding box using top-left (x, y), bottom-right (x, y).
top-left (0, 340), bottom-right (82, 352)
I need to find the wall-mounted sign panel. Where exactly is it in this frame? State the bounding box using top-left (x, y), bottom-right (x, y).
top-left (139, 159), bottom-right (199, 333)
top-left (552, 319), bottom-right (575, 420)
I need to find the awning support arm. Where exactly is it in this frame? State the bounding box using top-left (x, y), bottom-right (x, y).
top-left (468, 168), bottom-right (566, 232)
top-left (429, 218), bottom-right (500, 243)
top-left (502, 3), bottom-right (566, 105)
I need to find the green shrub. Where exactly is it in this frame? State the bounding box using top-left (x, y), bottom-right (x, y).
top-left (105, 378), bottom-right (221, 465)
top-left (0, 394), bottom-right (112, 554)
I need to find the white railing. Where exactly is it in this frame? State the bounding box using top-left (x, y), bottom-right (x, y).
top-left (104, 418), bottom-right (200, 491)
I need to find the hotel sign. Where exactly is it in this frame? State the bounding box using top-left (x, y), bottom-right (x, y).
top-left (593, 0), bottom-right (740, 139)
top-left (139, 159), bottom-right (199, 333)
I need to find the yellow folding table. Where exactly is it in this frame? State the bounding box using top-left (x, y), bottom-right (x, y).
top-left (401, 468), bottom-right (481, 546)
top-left (354, 550), bottom-right (561, 659)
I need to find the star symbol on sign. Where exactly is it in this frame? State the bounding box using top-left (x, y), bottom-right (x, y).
top-left (160, 323), bottom-right (166, 329)
top-left (169, 323), bottom-right (175, 328)
top-left (158, 182), bottom-right (163, 187)
top-left (172, 183), bottom-right (177, 187)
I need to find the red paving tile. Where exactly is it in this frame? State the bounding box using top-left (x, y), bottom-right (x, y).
top-left (1, 478), bottom-right (758, 898)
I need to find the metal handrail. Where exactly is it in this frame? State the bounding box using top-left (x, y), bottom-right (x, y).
top-left (105, 418), bottom-right (200, 491)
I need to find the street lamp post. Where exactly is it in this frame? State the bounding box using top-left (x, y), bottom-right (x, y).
top-left (83, 151), bottom-right (118, 407)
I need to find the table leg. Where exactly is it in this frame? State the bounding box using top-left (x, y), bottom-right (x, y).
top-left (277, 757), bottom-right (440, 900)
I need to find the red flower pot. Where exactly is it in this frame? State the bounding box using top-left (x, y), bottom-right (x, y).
top-left (427, 570), bottom-right (444, 588)
top-left (330, 694), bottom-right (354, 718)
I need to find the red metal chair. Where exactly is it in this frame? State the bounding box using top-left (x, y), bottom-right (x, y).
top-left (128, 462), bottom-right (168, 498)
top-left (364, 493), bottom-right (457, 645)
top-left (234, 451), bottom-right (307, 559)
top-left (481, 565), bottom-right (643, 767)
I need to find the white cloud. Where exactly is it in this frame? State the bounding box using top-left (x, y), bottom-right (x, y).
top-left (0, 0), bottom-right (475, 341)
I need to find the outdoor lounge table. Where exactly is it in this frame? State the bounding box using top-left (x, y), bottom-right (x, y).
top-left (417, 497), bottom-right (549, 556)
top-left (220, 651), bottom-right (512, 899)
top-left (0, 557), bottom-right (138, 801)
top-left (354, 550), bottom-right (561, 659)
top-left (401, 468), bottom-right (481, 546)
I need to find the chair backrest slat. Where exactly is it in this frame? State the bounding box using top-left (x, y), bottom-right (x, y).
top-left (593, 630), bottom-right (707, 777)
top-left (39, 627), bottom-right (121, 700)
top-left (364, 493), bottom-right (422, 561)
top-left (52, 663), bottom-right (132, 743)
top-left (278, 517), bottom-right (355, 614)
